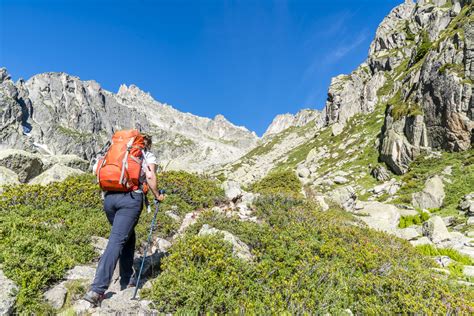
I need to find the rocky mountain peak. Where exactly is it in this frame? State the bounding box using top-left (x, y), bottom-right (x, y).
top-left (117, 83), bottom-right (155, 103)
top-left (263, 109), bottom-right (322, 138)
top-left (0, 68), bottom-right (10, 83)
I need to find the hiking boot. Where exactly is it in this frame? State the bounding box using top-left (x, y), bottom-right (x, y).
top-left (83, 290), bottom-right (104, 307)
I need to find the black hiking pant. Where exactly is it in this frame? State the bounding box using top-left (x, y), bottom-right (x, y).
top-left (91, 191), bottom-right (143, 294)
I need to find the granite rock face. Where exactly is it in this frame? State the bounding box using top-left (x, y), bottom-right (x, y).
top-left (263, 109), bottom-right (323, 137)
top-left (323, 0), bottom-right (473, 174)
top-left (0, 70), bottom-right (259, 172)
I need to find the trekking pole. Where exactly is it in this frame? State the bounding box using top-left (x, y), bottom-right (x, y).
top-left (132, 189), bottom-right (165, 300)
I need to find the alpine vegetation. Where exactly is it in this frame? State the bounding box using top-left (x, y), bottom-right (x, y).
top-left (0, 0), bottom-right (473, 314)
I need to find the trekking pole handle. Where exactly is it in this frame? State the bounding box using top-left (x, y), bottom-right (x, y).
top-left (153, 190), bottom-right (166, 206)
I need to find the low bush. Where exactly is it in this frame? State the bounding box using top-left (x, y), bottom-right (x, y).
top-left (0, 175), bottom-right (107, 313)
top-left (145, 195), bottom-right (474, 314)
top-left (249, 170), bottom-right (302, 198)
top-left (399, 211), bottom-right (430, 228)
top-left (0, 170), bottom-right (226, 313)
top-left (416, 244), bottom-right (473, 266)
top-left (156, 171), bottom-right (225, 214)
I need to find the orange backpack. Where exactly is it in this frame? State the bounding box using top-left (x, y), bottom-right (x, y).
top-left (96, 129), bottom-right (146, 192)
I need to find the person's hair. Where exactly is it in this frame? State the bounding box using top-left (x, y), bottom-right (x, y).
top-left (143, 133), bottom-right (152, 150)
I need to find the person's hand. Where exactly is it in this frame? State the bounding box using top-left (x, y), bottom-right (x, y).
top-left (154, 193), bottom-right (165, 204)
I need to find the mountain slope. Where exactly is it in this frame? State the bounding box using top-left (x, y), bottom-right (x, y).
top-left (0, 70), bottom-right (258, 172)
top-left (220, 0), bottom-right (473, 184)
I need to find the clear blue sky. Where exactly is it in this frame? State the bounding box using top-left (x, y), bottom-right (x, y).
top-left (1, 0), bottom-right (402, 136)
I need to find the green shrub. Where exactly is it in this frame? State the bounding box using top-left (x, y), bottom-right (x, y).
top-left (156, 171), bottom-right (225, 213)
top-left (0, 170), bottom-right (226, 313)
top-left (145, 195), bottom-right (474, 314)
top-left (249, 170), bottom-right (303, 198)
top-left (405, 21), bottom-right (415, 41)
top-left (399, 211), bottom-right (430, 228)
top-left (413, 31), bottom-right (432, 65)
top-left (0, 175), bottom-right (108, 313)
top-left (416, 245), bottom-right (473, 266)
top-left (389, 93), bottom-right (423, 120)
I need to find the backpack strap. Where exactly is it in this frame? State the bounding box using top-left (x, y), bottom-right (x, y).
top-left (119, 137), bottom-right (135, 186)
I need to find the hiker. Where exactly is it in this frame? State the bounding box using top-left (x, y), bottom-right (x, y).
top-left (84, 131), bottom-right (165, 306)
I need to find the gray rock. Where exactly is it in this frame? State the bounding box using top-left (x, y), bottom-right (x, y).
top-left (423, 216), bottom-right (451, 244)
top-left (0, 149), bottom-right (44, 182)
top-left (263, 109), bottom-right (322, 137)
top-left (154, 237), bottom-right (172, 252)
top-left (91, 236), bottom-right (108, 256)
top-left (44, 282), bottom-right (67, 309)
top-left (0, 166), bottom-right (20, 186)
top-left (412, 176), bottom-right (445, 209)
top-left (370, 165), bottom-right (391, 182)
top-left (463, 266), bottom-right (474, 277)
top-left (314, 194), bottom-right (329, 211)
top-left (222, 180), bottom-right (243, 201)
top-left (0, 270), bottom-right (17, 315)
top-left (177, 212), bottom-right (199, 235)
top-left (410, 237), bottom-right (433, 246)
top-left (165, 211), bottom-right (181, 222)
top-left (327, 186), bottom-right (356, 211)
top-left (42, 154), bottom-right (89, 171)
top-left (355, 201), bottom-right (401, 233)
top-left (442, 216), bottom-right (455, 227)
top-left (398, 208), bottom-right (419, 217)
top-left (297, 165), bottom-right (311, 178)
top-left (467, 217), bottom-right (474, 225)
top-left (379, 115), bottom-right (428, 175)
top-left (334, 176), bottom-right (349, 184)
top-left (396, 227), bottom-right (420, 240)
top-left (331, 123), bottom-right (344, 136)
top-left (66, 266), bottom-right (96, 280)
top-left (459, 193), bottom-right (474, 215)
top-left (198, 224), bottom-right (253, 261)
top-left (434, 255), bottom-right (452, 268)
top-left (29, 164), bottom-right (84, 185)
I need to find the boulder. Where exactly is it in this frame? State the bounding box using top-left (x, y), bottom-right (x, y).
top-left (331, 123), bottom-right (344, 136)
top-left (463, 266), bottom-right (474, 278)
top-left (434, 256), bottom-right (452, 268)
top-left (467, 217), bottom-right (474, 225)
top-left (410, 237), bottom-right (433, 246)
top-left (370, 165), bottom-right (391, 182)
top-left (0, 149), bottom-right (44, 182)
top-left (198, 224), bottom-right (253, 261)
top-left (0, 166), bottom-right (20, 186)
top-left (0, 270), bottom-right (17, 315)
top-left (422, 216), bottom-right (451, 244)
top-left (395, 227), bottom-right (420, 240)
top-left (327, 186), bottom-right (356, 211)
top-left (412, 176), bottom-right (445, 209)
top-left (334, 176), bottom-right (349, 184)
top-left (222, 180), bottom-right (243, 200)
top-left (177, 212), bottom-right (199, 235)
top-left (165, 211), bottom-right (181, 222)
top-left (44, 282), bottom-right (67, 309)
top-left (154, 237), bottom-right (172, 253)
top-left (29, 164), bottom-right (84, 185)
top-left (42, 154), bottom-right (89, 171)
top-left (355, 201), bottom-right (401, 233)
top-left (66, 266), bottom-right (96, 280)
top-left (91, 236), bottom-right (108, 256)
top-left (459, 193), bottom-right (474, 215)
top-left (313, 194), bottom-right (329, 211)
top-left (296, 165), bottom-right (310, 178)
